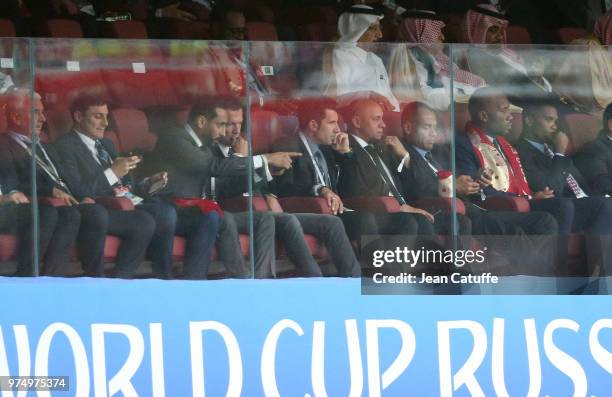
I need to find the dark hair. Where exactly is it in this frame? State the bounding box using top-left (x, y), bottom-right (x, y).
top-left (401, 101), bottom-right (436, 126)
top-left (297, 98), bottom-right (337, 130)
top-left (224, 96), bottom-right (243, 111)
top-left (70, 93), bottom-right (108, 119)
top-left (605, 102), bottom-right (612, 131)
top-left (188, 96), bottom-right (230, 122)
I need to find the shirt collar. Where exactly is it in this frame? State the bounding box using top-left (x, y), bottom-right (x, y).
top-left (216, 142), bottom-right (231, 157)
top-left (299, 132), bottom-right (322, 156)
top-left (351, 134), bottom-right (369, 148)
top-left (8, 131), bottom-right (31, 144)
top-left (411, 144), bottom-right (430, 160)
top-left (75, 129), bottom-right (97, 149)
top-left (525, 138), bottom-right (547, 154)
top-left (184, 124), bottom-right (203, 148)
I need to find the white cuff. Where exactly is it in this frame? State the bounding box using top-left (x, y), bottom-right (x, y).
top-left (396, 153), bottom-right (410, 172)
top-left (254, 155), bottom-right (273, 181)
top-left (104, 168), bottom-right (120, 186)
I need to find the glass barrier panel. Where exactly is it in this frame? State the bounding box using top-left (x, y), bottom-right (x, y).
top-left (32, 38), bottom-right (253, 280)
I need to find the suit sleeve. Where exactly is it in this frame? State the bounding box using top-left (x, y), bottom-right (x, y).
top-left (574, 146), bottom-right (612, 196)
top-left (53, 139), bottom-right (104, 200)
top-left (163, 134), bottom-right (250, 177)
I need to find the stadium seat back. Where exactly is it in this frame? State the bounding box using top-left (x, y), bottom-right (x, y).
top-left (109, 108), bottom-right (157, 153)
top-left (41, 19), bottom-right (83, 38)
top-left (0, 19), bottom-right (16, 37)
top-left (246, 22), bottom-right (278, 41)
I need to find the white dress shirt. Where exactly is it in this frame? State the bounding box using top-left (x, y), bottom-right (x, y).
top-left (75, 130), bottom-right (120, 186)
top-left (330, 44), bottom-right (401, 111)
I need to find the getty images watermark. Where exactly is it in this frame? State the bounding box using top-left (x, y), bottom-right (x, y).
top-left (368, 246), bottom-right (499, 285)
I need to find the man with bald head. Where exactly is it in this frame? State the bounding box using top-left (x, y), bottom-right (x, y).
top-left (337, 98), bottom-right (434, 236)
top-left (456, 87), bottom-right (571, 235)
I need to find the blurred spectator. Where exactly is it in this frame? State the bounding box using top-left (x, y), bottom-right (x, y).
top-left (594, 10), bottom-right (612, 45)
top-left (459, 4), bottom-right (554, 101)
top-left (389, 9), bottom-right (486, 110)
top-left (325, 5), bottom-right (400, 111)
top-left (145, 0), bottom-right (212, 21)
top-left (547, 33), bottom-right (612, 113)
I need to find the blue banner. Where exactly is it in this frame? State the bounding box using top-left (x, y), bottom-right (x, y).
top-left (1, 277), bottom-right (611, 396)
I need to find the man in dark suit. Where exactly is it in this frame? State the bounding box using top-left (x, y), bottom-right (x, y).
top-left (400, 101), bottom-right (556, 236)
top-left (574, 103), bottom-right (612, 196)
top-left (336, 98), bottom-right (435, 236)
top-left (53, 94), bottom-right (217, 279)
top-left (214, 100), bottom-right (360, 277)
top-left (273, 98), bottom-right (417, 242)
top-left (515, 99), bottom-right (612, 274)
top-left (0, 89), bottom-right (82, 276)
top-left (146, 98), bottom-right (309, 277)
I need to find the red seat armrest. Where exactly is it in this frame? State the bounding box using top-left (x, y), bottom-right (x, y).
top-left (342, 196), bottom-right (401, 213)
top-left (38, 197), bottom-right (68, 207)
top-left (219, 196), bottom-right (270, 212)
top-left (411, 197), bottom-right (466, 215)
top-left (95, 197), bottom-right (135, 211)
top-left (482, 196), bottom-right (530, 212)
top-left (279, 197), bottom-right (332, 214)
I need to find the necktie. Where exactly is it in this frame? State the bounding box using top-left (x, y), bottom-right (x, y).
top-left (364, 144), bottom-right (406, 205)
top-left (95, 140), bottom-right (112, 168)
top-left (424, 151), bottom-right (442, 171)
top-left (543, 144), bottom-right (555, 159)
top-left (227, 147), bottom-right (235, 157)
top-left (313, 150), bottom-right (331, 187)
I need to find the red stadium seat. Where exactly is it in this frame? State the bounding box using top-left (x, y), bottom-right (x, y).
top-left (383, 111), bottom-right (402, 137)
top-left (0, 235), bottom-right (17, 262)
top-left (246, 22), bottom-right (278, 41)
top-left (558, 27), bottom-right (589, 44)
top-left (0, 19), bottom-right (16, 37)
top-left (44, 105), bottom-right (73, 142)
top-left (40, 19), bottom-right (83, 38)
top-left (109, 108), bottom-right (158, 153)
top-left (99, 21), bottom-right (148, 39)
top-left (564, 112), bottom-right (601, 153)
top-left (250, 109), bottom-right (284, 153)
top-left (36, 70), bottom-right (111, 109)
top-left (506, 25), bottom-right (532, 44)
top-left (102, 69), bottom-right (179, 108)
top-left (296, 24), bottom-right (336, 42)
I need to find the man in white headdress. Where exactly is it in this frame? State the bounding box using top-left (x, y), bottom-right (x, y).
top-left (325, 4), bottom-right (400, 112)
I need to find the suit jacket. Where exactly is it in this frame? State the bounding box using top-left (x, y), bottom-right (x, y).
top-left (514, 138), bottom-right (591, 198)
top-left (146, 126), bottom-right (250, 198)
top-left (210, 143), bottom-right (272, 198)
top-left (54, 131), bottom-right (141, 200)
top-left (272, 134), bottom-right (344, 197)
top-left (337, 135), bottom-right (405, 203)
top-left (399, 144), bottom-right (451, 201)
top-left (0, 133), bottom-right (63, 196)
top-left (574, 132), bottom-right (612, 196)
top-left (0, 136), bottom-right (19, 194)
top-left (455, 133), bottom-right (514, 200)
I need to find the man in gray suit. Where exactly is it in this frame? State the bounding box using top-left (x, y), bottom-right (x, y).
top-left (148, 98), bottom-right (343, 277)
